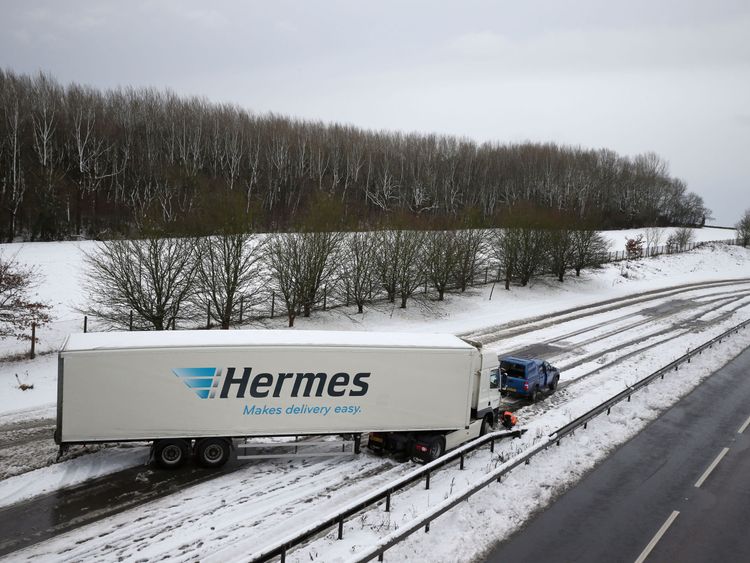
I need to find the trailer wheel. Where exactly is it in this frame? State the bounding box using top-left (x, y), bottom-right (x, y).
top-left (194, 438), bottom-right (231, 468)
top-left (428, 437), bottom-right (445, 461)
top-left (154, 439), bottom-right (190, 469)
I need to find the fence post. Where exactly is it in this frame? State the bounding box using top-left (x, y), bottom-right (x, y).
top-left (83, 315), bottom-right (88, 333)
top-left (206, 303), bottom-right (212, 329)
top-left (129, 310), bottom-right (133, 331)
top-left (271, 292), bottom-right (275, 318)
top-left (30, 323), bottom-right (36, 359)
top-left (239, 296), bottom-right (244, 324)
top-left (323, 285), bottom-right (327, 311)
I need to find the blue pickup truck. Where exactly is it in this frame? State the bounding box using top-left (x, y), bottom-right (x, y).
top-left (499, 357), bottom-right (560, 402)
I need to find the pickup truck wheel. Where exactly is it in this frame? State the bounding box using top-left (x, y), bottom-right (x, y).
top-left (194, 438), bottom-right (231, 468)
top-left (529, 387), bottom-right (539, 403)
top-left (428, 437), bottom-right (445, 461)
top-left (549, 376), bottom-right (559, 391)
top-left (154, 439), bottom-right (190, 469)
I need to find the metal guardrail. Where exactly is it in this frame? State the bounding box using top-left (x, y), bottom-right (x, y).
top-left (354, 316), bottom-right (750, 562)
top-left (250, 429), bottom-right (526, 563)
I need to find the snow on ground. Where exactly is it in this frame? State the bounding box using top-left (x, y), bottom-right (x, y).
top-left (0, 445), bottom-right (150, 509)
top-left (10, 292), bottom-right (750, 562)
top-left (0, 228), bottom-right (748, 561)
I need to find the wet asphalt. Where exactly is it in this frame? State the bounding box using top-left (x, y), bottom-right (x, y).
top-left (484, 344), bottom-right (750, 563)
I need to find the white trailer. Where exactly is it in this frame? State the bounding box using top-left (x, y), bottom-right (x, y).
top-left (55, 330), bottom-right (501, 468)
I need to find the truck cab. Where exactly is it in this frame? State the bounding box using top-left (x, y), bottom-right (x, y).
top-left (499, 356), bottom-right (560, 402)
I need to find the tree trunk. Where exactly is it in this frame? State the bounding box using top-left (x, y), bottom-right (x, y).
top-left (400, 296), bottom-right (408, 308)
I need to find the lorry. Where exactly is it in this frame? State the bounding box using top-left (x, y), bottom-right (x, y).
top-left (499, 356), bottom-right (560, 402)
top-left (55, 330), bottom-right (503, 469)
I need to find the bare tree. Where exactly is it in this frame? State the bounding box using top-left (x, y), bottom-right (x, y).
top-left (643, 227), bottom-right (663, 256)
top-left (515, 227), bottom-right (547, 286)
top-left (375, 229), bottom-right (401, 303)
top-left (669, 227), bottom-right (694, 251)
top-left (266, 233), bottom-right (302, 327)
top-left (492, 228), bottom-right (521, 290)
top-left (266, 231), bottom-right (341, 326)
top-left (297, 231), bottom-right (342, 317)
top-left (547, 228), bottom-right (575, 282)
top-left (395, 230), bottom-right (426, 308)
top-left (423, 230), bottom-right (458, 301)
top-left (453, 228), bottom-right (487, 292)
top-left (193, 232), bottom-right (265, 329)
top-left (571, 230), bottom-right (610, 276)
top-left (0, 78), bottom-right (28, 242)
top-left (737, 209), bottom-right (750, 247)
top-left (0, 253), bottom-right (51, 340)
top-left (340, 231), bottom-right (378, 313)
top-left (82, 236), bottom-right (197, 330)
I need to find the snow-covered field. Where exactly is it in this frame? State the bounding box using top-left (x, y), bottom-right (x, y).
top-left (0, 226), bottom-right (749, 562)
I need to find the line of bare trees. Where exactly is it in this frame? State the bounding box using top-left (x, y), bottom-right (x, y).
top-left (1, 69), bottom-right (709, 242)
top-left (82, 225), bottom-right (612, 329)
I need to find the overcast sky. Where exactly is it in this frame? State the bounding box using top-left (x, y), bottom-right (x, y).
top-left (2, 0), bottom-right (748, 225)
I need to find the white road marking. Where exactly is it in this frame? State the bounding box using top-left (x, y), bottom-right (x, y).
top-left (738, 414), bottom-right (750, 434)
top-left (694, 447), bottom-right (730, 488)
top-left (634, 510), bottom-right (680, 563)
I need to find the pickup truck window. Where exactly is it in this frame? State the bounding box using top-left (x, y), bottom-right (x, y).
top-left (500, 361), bottom-right (526, 379)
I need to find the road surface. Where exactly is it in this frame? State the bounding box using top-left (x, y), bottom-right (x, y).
top-left (484, 344), bottom-right (750, 563)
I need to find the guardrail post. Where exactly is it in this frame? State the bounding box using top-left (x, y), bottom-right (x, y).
top-left (607, 407), bottom-right (611, 415)
top-left (271, 292), bottom-right (275, 318)
top-left (337, 518), bottom-right (344, 540)
top-left (385, 492), bottom-right (391, 512)
top-left (490, 437), bottom-right (495, 453)
top-left (460, 453), bottom-right (465, 470)
top-left (378, 553), bottom-right (384, 562)
top-left (583, 422), bottom-right (587, 430)
top-left (83, 315), bottom-right (88, 333)
top-left (627, 395), bottom-right (631, 402)
top-left (281, 549), bottom-right (286, 563)
top-left (425, 471), bottom-right (430, 490)
top-left (425, 521), bottom-right (430, 533)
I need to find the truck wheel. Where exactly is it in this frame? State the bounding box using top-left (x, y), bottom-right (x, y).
top-left (428, 437), bottom-right (445, 461)
top-left (194, 438), bottom-right (231, 468)
top-left (154, 439), bottom-right (190, 469)
top-left (480, 414), bottom-right (494, 436)
top-left (549, 376), bottom-right (559, 391)
top-left (529, 387), bottom-right (539, 403)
